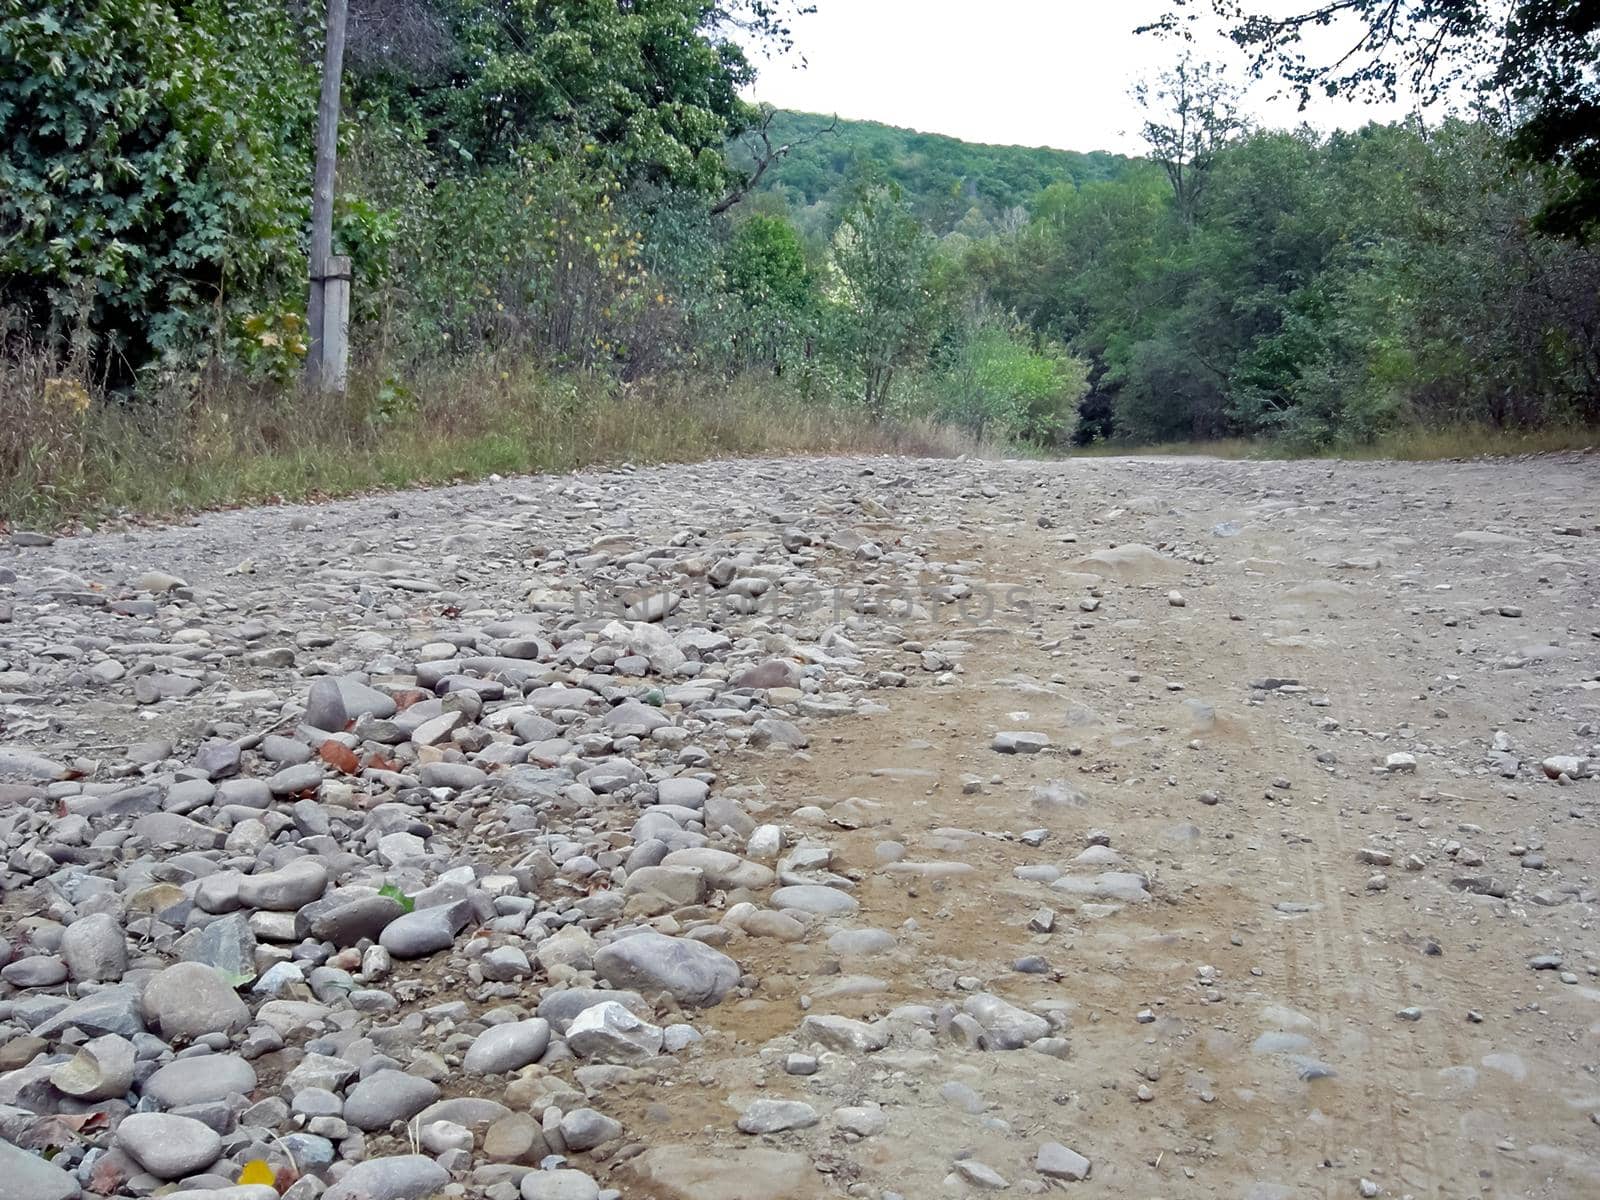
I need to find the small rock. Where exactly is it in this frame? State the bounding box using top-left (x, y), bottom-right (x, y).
top-left (1036, 1141), bottom-right (1092, 1181)
top-left (115, 1112), bottom-right (222, 1179)
top-left (0, 1138), bottom-right (81, 1200)
top-left (50, 1033), bottom-right (137, 1101)
top-left (566, 1002), bottom-right (662, 1062)
top-left (737, 1099), bottom-right (819, 1134)
top-left (592, 931), bottom-right (740, 1008)
top-left (953, 1159), bottom-right (1009, 1190)
top-left (343, 1069), bottom-right (440, 1130)
top-left (142, 962), bottom-right (250, 1041)
top-left (835, 1105), bottom-right (887, 1137)
top-left (559, 1107), bottom-right (622, 1151)
top-left (520, 1170), bottom-right (600, 1200)
top-left (60, 912), bottom-right (127, 982)
top-left (463, 1019), bottom-right (551, 1075)
top-left (379, 902), bottom-right (471, 959)
top-left (322, 1155), bottom-right (450, 1200)
top-left (993, 731), bottom-right (1050, 755)
top-left (143, 1052), bottom-right (256, 1107)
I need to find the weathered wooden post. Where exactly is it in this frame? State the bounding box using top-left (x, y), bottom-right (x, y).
top-left (320, 255), bottom-right (352, 394)
top-left (304, 0), bottom-right (349, 392)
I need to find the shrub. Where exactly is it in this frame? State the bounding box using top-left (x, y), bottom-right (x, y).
top-left (938, 324), bottom-right (1087, 444)
top-left (0, 0), bottom-right (313, 378)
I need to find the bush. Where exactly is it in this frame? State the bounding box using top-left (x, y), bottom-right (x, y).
top-left (829, 185), bottom-right (936, 413)
top-left (936, 324), bottom-right (1087, 444)
top-left (0, 0), bottom-right (313, 377)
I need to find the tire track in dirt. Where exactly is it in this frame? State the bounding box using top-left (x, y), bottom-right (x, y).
top-left (605, 453), bottom-right (1599, 1199)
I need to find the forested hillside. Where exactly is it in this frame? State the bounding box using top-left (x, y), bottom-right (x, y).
top-left (734, 111), bottom-right (1135, 238)
top-left (1, 0), bottom-right (1597, 524)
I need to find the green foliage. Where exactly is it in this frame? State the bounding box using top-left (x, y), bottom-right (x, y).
top-left (1144, 1), bottom-right (1487, 106)
top-left (365, 0), bottom-right (761, 194)
top-left (233, 310), bottom-right (309, 385)
top-left (636, 192), bottom-right (737, 374)
top-left (0, 0), bottom-right (313, 375)
top-left (1136, 56), bottom-right (1243, 226)
top-left (969, 112), bottom-right (1600, 447)
top-left (829, 185), bottom-right (936, 413)
top-left (368, 153), bottom-right (663, 370)
top-left (8, 0), bottom-right (1594, 464)
top-left (727, 215), bottom-right (810, 309)
top-left (737, 110), bottom-right (1137, 238)
top-left (720, 213), bottom-right (815, 374)
top-left (0, 0), bottom-right (800, 378)
top-left (1502, 1), bottom-right (1600, 237)
top-left (1149, 0), bottom-right (1600, 237)
top-left (935, 320), bottom-right (1087, 444)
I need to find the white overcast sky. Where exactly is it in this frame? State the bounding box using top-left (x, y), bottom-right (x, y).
top-left (744, 1), bottom-right (1430, 154)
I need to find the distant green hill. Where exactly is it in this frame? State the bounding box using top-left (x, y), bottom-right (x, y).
top-left (732, 110), bottom-right (1139, 238)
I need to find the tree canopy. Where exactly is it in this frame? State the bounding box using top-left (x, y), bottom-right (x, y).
top-left (351, 0), bottom-right (762, 191)
top-left (2, 0), bottom-right (1595, 456)
top-left (1145, 0), bottom-right (1600, 236)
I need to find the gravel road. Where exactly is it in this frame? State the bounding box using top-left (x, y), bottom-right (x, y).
top-left (1, 451), bottom-right (1598, 1200)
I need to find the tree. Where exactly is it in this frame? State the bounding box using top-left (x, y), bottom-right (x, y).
top-left (713, 105), bottom-right (838, 216)
top-left (976, 107), bottom-right (1600, 445)
top-left (724, 212), bottom-right (814, 371)
top-left (1500, 1), bottom-right (1600, 237)
top-left (713, 0), bottom-right (815, 56)
top-left (936, 319), bottom-right (1088, 443)
top-left (1142, 1), bottom-right (1600, 236)
top-left (727, 110), bottom-right (1141, 240)
top-left (1140, 1), bottom-right (1487, 103)
top-left (0, 0), bottom-right (312, 373)
top-left (727, 214), bottom-right (810, 309)
top-left (1135, 56), bottom-right (1245, 225)
top-left (829, 184), bottom-right (934, 414)
top-left (346, 0), bottom-right (811, 195)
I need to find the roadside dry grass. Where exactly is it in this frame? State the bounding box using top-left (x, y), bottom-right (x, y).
top-left (1073, 425), bottom-right (1599, 462)
top-left (1, 353), bottom-right (988, 529)
top-left (1319, 423), bottom-right (1600, 460)
top-left (6, 342), bottom-right (1595, 530)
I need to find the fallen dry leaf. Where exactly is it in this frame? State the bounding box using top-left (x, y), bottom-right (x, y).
top-left (318, 741), bottom-right (360, 774)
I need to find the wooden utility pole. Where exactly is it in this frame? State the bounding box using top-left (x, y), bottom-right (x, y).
top-left (304, 0), bottom-right (350, 391)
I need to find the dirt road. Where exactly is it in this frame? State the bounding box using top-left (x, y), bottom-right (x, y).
top-left (2, 452), bottom-right (1597, 1200)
